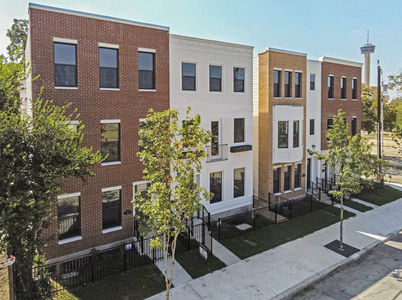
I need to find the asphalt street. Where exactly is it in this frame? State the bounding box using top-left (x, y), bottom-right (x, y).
top-left (293, 232), bottom-right (402, 300)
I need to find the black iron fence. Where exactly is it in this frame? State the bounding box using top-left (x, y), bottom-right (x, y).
top-left (14, 223), bottom-right (212, 299)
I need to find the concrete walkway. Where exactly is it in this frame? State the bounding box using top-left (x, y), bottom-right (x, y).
top-left (155, 258), bottom-right (193, 287)
top-left (147, 183), bottom-right (402, 300)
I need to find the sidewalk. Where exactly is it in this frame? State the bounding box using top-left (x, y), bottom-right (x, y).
top-left (147, 183), bottom-right (402, 300)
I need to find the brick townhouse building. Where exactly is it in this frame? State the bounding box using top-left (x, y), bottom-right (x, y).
top-left (25, 3), bottom-right (170, 259)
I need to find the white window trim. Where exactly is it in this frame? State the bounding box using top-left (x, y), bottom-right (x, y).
top-left (284, 68), bottom-right (293, 72)
top-left (53, 37), bottom-right (77, 44)
top-left (208, 63), bottom-right (224, 94)
top-left (101, 119), bottom-right (121, 124)
top-left (69, 120), bottom-right (79, 125)
top-left (310, 73), bottom-right (316, 91)
top-left (295, 70), bottom-right (303, 73)
top-left (101, 161), bottom-right (121, 166)
top-left (139, 89), bottom-right (156, 92)
top-left (284, 190), bottom-right (292, 194)
top-left (100, 88), bottom-right (120, 91)
top-left (102, 226), bottom-right (122, 234)
top-left (58, 236), bottom-right (82, 245)
top-left (55, 87), bottom-right (78, 90)
top-left (138, 47), bottom-right (156, 53)
top-left (294, 187), bottom-right (302, 191)
top-left (273, 67), bottom-right (283, 71)
top-left (209, 170), bottom-right (224, 204)
top-left (273, 192), bottom-right (282, 196)
top-left (102, 185), bottom-right (122, 192)
top-left (99, 42), bottom-right (119, 49)
top-left (57, 192), bottom-right (81, 200)
top-left (233, 65), bottom-right (246, 94)
top-left (100, 120), bottom-right (121, 165)
top-left (180, 60), bottom-right (199, 93)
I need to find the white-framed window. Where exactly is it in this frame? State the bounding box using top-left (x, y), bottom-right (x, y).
top-left (234, 118), bottom-right (245, 143)
top-left (138, 52), bottom-right (155, 90)
top-left (295, 72), bottom-right (302, 98)
top-left (310, 74), bottom-right (315, 91)
top-left (99, 47), bottom-right (119, 89)
top-left (278, 121), bottom-right (289, 148)
top-left (293, 120), bottom-right (300, 148)
top-left (209, 65), bottom-right (222, 92)
top-left (54, 42), bottom-right (77, 87)
top-left (182, 62), bottom-right (196, 91)
top-left (101, 119), bottom-right (121, 165)
top-left (328, 75), bottom-right (334, 99)
top-left (309, 119), bottom-right (315, 136)
top-left (234, 67), bottom-right (245, 92)
top-left (57, 192), bottom-right (81, 241)
top-left (274, 69), bottom-right (281, 97)
top-left (352, 78), bottom-right (358, 100)
top-left (210, 171), bottom-right (222, 204)
top-left (341, 76), bottom-right (347, 99)
top-left (102, 186), bottom-right (122, 231)
top-left (233, 167), bottom-right (245, 198)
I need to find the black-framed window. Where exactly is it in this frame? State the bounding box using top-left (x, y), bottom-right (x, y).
top-left (210, 65), bottom-right (222, 92)
top-left (274, 70), bottom-right (281, 97)
top-left (54, 43), bottom-right (77, 87)
top-left (138, 52), bottom-right (155, 89)
top-left (328, 76), bottom-right (334, 98)
top-left (234, 67), bottom-right (244, 92)
top-left (341, 77), bottom-right (347, 99)
top-left (101, 123), bottom-right (120, 162)
top-left (310, 74), bottom-right (315, 91)
top-left (310, 119), bottom-right (315, 135)
top-left (327, 117), bottom-right (333, 141)
top-left (352, 78), bottom-right (358, 99)
top-left (211, 121), bottom-right (219, 156)
top-left (278, 121), bottom-right (288, 148)
top-left (102, 189), bottom-right (121, 229)
top-left (285, 71), bottom-right (292, 97)
top-left (99, 48), bottom-right (118, 88)
top-left (210, 171), bottom-right (222, 204)
top-left (293, 121), bottom-right (300, 148)
top-left (273, 168), bottom-right (281, 194)
top-left (351, 117), bottom-right (358, 136)
top-left (58, 195), bottom-right (80, 240)
top-left (182, 62), bottom-right (196, 91)
top-left (234, 118), bottom-right (245, 143)
top-left (294, 163), bottom-right (301, 189)
top-left (295, 72), bottom-right (302, 98)
top-left (234, 168), bottom-right (245, 198)
top-left (284, 166), bottom-right (291, 191)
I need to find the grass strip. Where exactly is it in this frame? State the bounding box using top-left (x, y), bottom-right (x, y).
top-left (358, 185), bottom-right (402, 206)
top-left (342, 199), bottom-right (373, 212)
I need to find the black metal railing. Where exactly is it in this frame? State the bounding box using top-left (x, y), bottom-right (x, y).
top-left (206, 144), bottom-right (228, 162)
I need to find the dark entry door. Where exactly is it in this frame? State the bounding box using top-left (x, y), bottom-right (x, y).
top-left (307, 158), bottom-right (311, 189)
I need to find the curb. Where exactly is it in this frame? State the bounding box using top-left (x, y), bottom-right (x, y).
top-left (273, 229), bottom-right (401, 300)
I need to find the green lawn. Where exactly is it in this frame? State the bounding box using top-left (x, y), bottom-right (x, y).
top-left (358, 185), bottom-right (402, 206)
top-left (175, 249), bottom-right (226, 279)
top-left (342, 199), bottom-right (373, 212)
top-left (57, 264), bottom-right (165, 300)
top-left (219, 206), bottom-right (356, 259)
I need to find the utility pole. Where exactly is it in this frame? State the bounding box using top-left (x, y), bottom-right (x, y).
top-left (377, 61), bottom-right (382, 182)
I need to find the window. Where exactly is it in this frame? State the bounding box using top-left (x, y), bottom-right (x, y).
top-left (101, 122), bottom-right (120, 162)
top-left (295, 72), bottom-right (302, 98)
top-left (58, 194), bottom-right (80, 240)
top-left (351, 117), bottom-right (358, 136)
top-left (102, 188), bottom-right (121, 229)
top-left (138, 52), bottom-right (154, 89)
top-left (341, 77), bottom-right (347, 99)
top-left (210, 65), bottom-right (222, 92)
top-left (134, 183), bottom-right (149, 199)
top-left (99, 48), bottom-right (118, 88)
top-left (234, 118), bottom-right (244, 143)
top-left (327, 117), bottom-right (333, 141)
top-left (182, 62), bottom-right (196, 91)
top-left (210, 171), bottom-right (222, 204)
top-left (310, 74), bottom-right (315, 91)
top-left (278, 121), bottom-right (288, 148)
top-left (328, 76), bottom-right (334, 98)
top-left (273, 168), bottom-right (281, 194)
top-left (274, 70), bottom-right (281, 97)
top-left (293, 121), bottom-right (300, 148)
top-left (211, 121), bottom-right (219, 155)
top-left (284, 166), bottom-right (291, 191)
top-left (234, 168), bottom-right (244, 198)
top-left (234, 67), bottom-right (245, 92)
top-left (294, 163), bottom-right (301, 189)
top-left (285, 71), bottom-right (292, 97)
top-left (352, 78), bottom-right (358, 99)
top-left (310, 119), bottom-right (315, 135)
top-left (54, 43), bottom-right (77, 87)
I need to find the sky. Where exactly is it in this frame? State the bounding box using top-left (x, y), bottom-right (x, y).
top-left (1, 0), bottom-right (401, 98)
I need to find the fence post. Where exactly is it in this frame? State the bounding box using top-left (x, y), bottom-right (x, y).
top-left (253, 209), bottom-right (256, 231)
top-left (123, 247), bottom-right (127, 274)
top-left (91, 256), bottom-right (94, 284)
top-left (275, 204), bottom-right (278, 224)
top-left (153, 248), bottom-right (156, 264)
top-left (218, 218), bottom-right (221, 242)
top-left (319, 187), bottom-right (321, 202)
top-left (310, 193), bottom-right (313, 212)
top-left (268, 193), bottom-right (271, 211)
top-left (187, 227), bottom-right (191, 251)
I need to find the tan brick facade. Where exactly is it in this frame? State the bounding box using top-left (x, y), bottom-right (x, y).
top-left (258, 49), bottom-right (307, 200)
top-left (320, 61), bottom-right (362, 150)
top-left (28, 7), bottom-right (170, 259)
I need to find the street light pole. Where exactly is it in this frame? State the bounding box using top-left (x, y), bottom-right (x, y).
top-left (377, 61), bottom-right (382, 183)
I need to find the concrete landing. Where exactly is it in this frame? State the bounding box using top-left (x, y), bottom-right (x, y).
top-left (155, 257), bottom-right (192, 287)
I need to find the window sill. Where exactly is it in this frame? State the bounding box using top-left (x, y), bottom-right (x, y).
top-left (295, 97), bottom-right (302, 99)
top-left (341, 98), bottom-right (347, 101)
top-left (102, 226), bottom-right (122, 234)
top-left (101, 161), bottom-right (122, 166)
top-left (273, 192), bottom-right (281, 196)
top-left (352, 98), bottom-right (358, 101)
top-left (294, 187), bottom-right (302, 191)
top-left (284, 190), bottom-right (292, 194)
top-left (139, 89), bottom-right (156, 92)
top-left (233, 91), bottom-right (245, 94)
top-left (274, 97), bottom-right (282, 99)
top-left (328, 98), bottom-right (335, 100)
top-left (55, 86), bottom-right (78, 89)
top-left (58, 236), bottom-right (82, 245)
top-left (100, 88), bottom-right (120, 91)
top-left (285, 97), bottom-right (292, 99)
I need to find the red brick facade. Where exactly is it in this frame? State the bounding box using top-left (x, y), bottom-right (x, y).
top-left (321, 60), bottom-right (362, 150)
top-left (28, 7), bottom-right (170, 259)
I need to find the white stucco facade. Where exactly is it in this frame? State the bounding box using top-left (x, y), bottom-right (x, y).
top-left (306, 59), bottom-right (322, 187)
top-left (170, 34), bottom-right (254, 217)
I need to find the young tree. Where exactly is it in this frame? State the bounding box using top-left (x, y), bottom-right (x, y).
top-left (309, 110), bottom-right (383, 250)
top-left (134, 107), bottom-right (211, 300)
top-left (361, 85), bottom-right (377, 134)
top-left (0, 99), bottom-right (103, 298)
top-left (6, 19), bottom-right (29, 61)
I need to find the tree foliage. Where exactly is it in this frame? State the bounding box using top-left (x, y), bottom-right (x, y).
top-left (6, 19), bottom-right (28, 61)
top-left (0, 99), bottom-right (103, 298)
top-left (361, 85), bottom-right (377, 134)
top-left (388, 72), bottom-right (402, 94)
top-left (134, 107), bottom-right (211, 299)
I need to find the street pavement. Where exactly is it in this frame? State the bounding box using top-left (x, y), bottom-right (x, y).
top-left (147, 183), bottom-right (402, 300)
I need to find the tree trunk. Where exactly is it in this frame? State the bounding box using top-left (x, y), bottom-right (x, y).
top-left (339, 193), bottom-right (344, 251)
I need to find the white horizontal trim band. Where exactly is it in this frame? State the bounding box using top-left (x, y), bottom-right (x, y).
top-left (99, 42), bottom-right (119, 49)
top-left (138, 47), bottom-right (156, 53)
top-left (101, 119), bottom-right (121, 123)
top-left (57, 192), bottom-right (81, 199)
top-left (53, 37), bottom-right (77, 44)
top-left (102, 185), bottom-right (122, 192)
